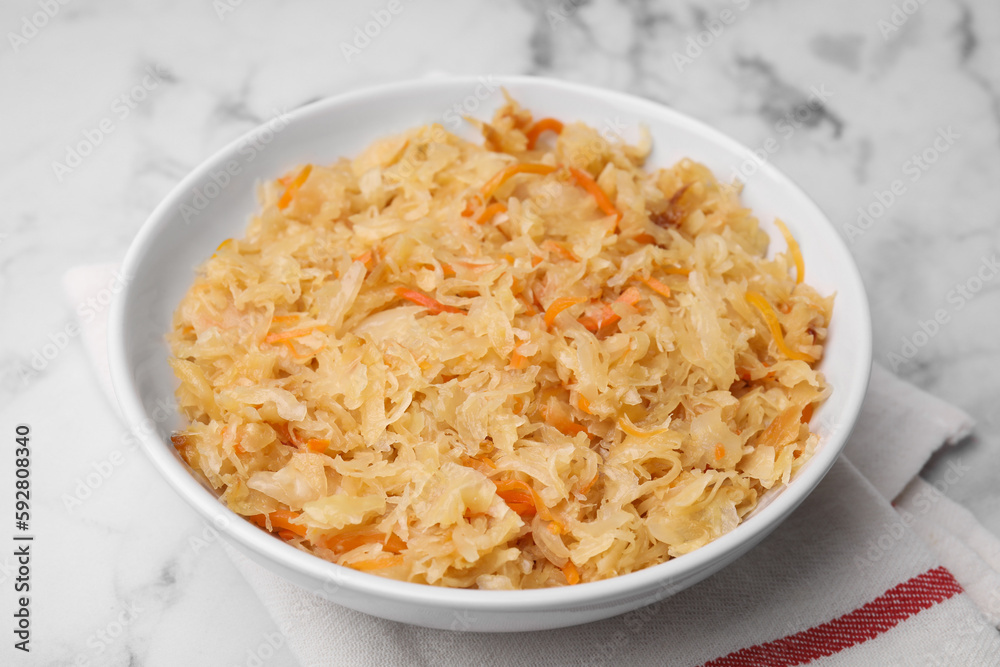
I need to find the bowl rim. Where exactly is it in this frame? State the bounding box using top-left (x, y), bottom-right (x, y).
top-left (108, 74), bottom-right (872, 612)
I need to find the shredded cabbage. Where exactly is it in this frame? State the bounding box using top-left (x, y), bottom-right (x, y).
top-left (168, 96), bottom-right (833, 588)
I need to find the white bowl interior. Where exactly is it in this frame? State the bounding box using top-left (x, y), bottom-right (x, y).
top-left (109, 76), bottom-right (871, 630)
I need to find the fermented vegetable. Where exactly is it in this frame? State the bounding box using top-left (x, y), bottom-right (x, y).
top-left (168, 96), bottom-right (832, 589)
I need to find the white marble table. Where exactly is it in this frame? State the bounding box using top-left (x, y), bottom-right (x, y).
top-left (2, 0), bottom-right (998, 664)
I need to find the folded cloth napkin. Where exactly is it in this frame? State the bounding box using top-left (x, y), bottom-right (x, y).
top-left (72, 264), bottom-right (1000, 666)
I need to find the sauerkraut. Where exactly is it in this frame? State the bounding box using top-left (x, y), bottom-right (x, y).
top-left (168, 97), bottom-right (832, 589)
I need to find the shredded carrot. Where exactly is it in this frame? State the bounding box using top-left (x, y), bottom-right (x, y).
top-left (714, 443), bottom-right (726, 461)
top-left (578, 472), bottom-right (598, 495)
top-left (499, 491), bottom-right (535, 507)
top-left (758, 405), bottom-right (803, 449)
top-left (353, 250), bottom-right (376, 271)
top-left (506, 502), bottom-right (537, 517)
top-left (278, 164), bottom-right (312, 209)
top-left (264, 327), bottom-right (315, 344)
top-left (349, 555), bottom-right (404, 571)
top-left (569, 166), bottom-right (621, 223)
top-left (579, 286), bottom-right (642, 332)
top-left (525, 118), bottom-right (564, 150)
top-left (662, 265), bottom-right (692, 276)
top-left (276, 530), bottom-right (298, 541)
top-left (462, 454), bottom-right (497, 475)
top-left (618, 415), bottom-right (668, 438)
top-left (562, 561), bottom-right (581, 585)
top-left (801, 403), bottom-right (815, 424)
top-left (216, 238), bottom-right (233, 252)
top-left (634, 232), bottom-right (657, 244)
top-left (494, 479), bottom-right (538, 517)
top-left (541, 239), bottom-right (580, 262)
top-left (395, 287), bottom-right (464, 315)
top-left (640, 276), bottom-right (672, 299)
top-left (509, 345), bottom-right (530, 370)
top-left (617, 285), bottom-right (642, 306)
top-left (321, 529), bottom-right (405, 555)
top-left (577, 308), bottom-right (611, 332)
top-left (379, 532), bottom-right (407, 554)
top-left (440, 263), bottom-right (456, 278)
top-left (576, 395), bottom-right (592, 414)
top-left (461, 198), bottom-right (478, 217)
top-left (305, 438), bottom-right (329, 453)
top-left (774, 219), bottom-right (804, 285)
top-left (497, 488), bottom-right (544, 521)
top-left (252, 510), bottom-right (308, 537)
top-left (480, 163), bottom-right (557, 201)
top-left (233, 443), bottom-right (246, 455)
top-left (477, 202), bottom-right (507, 224)
top-left (493, 479), bottom-right (534, 496)
top-left (745, 291), bottom-right (815, 363)
top-left (496, 478), bottom-right (563, 526)
top-left (544, 296), bottom-right (586, 327)
top-left (541, 402), bottom-right (589, 437)
top-left (269, 510), bottom-right (306, 535)
top-left (517, 296), bottom-right (538, 316)
top-left (456, 261), bottom-right (499, 273)
top-left (271, 314), bottom-right (300, 324)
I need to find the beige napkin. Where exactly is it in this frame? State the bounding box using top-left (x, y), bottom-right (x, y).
top-left (72, 264), bottom-right (1000, 666)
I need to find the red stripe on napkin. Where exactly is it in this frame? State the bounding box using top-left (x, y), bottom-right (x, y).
top-left (703, 566), bottom-right (963, 667)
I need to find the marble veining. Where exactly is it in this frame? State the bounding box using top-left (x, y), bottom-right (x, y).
top-left (1, 0), bottom-right (998, 664)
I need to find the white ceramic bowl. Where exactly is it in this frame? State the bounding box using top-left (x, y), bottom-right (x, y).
top-left (109, 76), bottom-right (871, 632)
